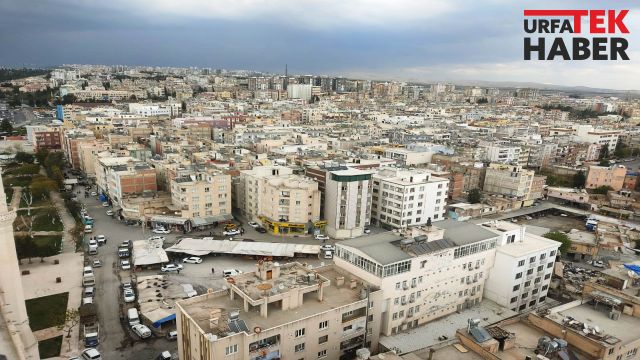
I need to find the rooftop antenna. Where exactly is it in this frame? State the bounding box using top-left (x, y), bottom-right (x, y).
top-left (285, 64), bottom-right (288, 77)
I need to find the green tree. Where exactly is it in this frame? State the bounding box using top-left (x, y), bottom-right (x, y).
top-left (62, 94), bottom-right (76, 105)
top-left (543, 231), bottom-right (572, 255)
top-left (15, 151), bottom-right (34, 163)
top-left (599, 145), bottom-right (610, 160)
top-left (592, 185), bottom-right (613, 195)
top-left (467, 188), bottom-right (482, 204)
top-left (0, 119), bottom-right (13, 134)
top-left (572, 171), bottom-right (586, 188)
top-left (599, 159), bottom-right (611, 167)
top-left (30, 177), bottom-right (57, 198)
top-left (35, 148), bottom-right (49, 165)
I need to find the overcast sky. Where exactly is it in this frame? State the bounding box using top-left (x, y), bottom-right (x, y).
top-left (0, 0), bottom-right (638, 90)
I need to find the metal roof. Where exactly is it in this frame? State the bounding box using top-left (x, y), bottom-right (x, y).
top-left (437, 219), bottom-right (499, 246)
top-left (165, 238), bottom-right (320, 257)
top-left (338, 232), bottom-right (411, 265)
top-left (401, 238), bottom-right (456, 255)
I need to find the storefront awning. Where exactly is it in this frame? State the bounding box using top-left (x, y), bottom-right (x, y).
top-left (192, 214), bottom-right (234, 226)
top-left (151, 215), bottom-right (188, 225)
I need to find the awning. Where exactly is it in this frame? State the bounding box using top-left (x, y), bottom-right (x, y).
top-left (151, 215), bottom-right (188, 225)
top-left (166, 238), bottom-right (321, 257)
top-left (152, 313), bottom-right (176, 328)
top-left (192, 214), bottom-right (234, 226)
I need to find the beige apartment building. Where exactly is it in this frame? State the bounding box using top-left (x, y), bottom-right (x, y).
top-left (77, 140), bottom-right (112, 179)
top-left (176, 262), bottom-right (383, 360)
top-left (170, 171), bottom-right (233, 224)
top-left (586, 165), bottom-right (627, 191)
top-left (483, 163), bottom-right (537, 204)
top-left (334, 220), bottom-right (499, 336)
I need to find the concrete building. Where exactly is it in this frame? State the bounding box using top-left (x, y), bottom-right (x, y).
top-left (382, 148), bottom-right (432, 167)
top-left (95, 155), bottom-right (137, 195)
top-left (334, 220), bottom-right (499, 336)
top-left (176, 262), bottom-right (384, 360)
top-left (586, 165), bottom-right (627, 191)
top-left (325, 168), bottom-right (373, 239)
top-left (107, 163), bottom-right (158, 206)
top-left (0, 176), bottom-right (39, 360)
top-left (574, 124), bottom-right (620, 153)
top-left (287, 84), bottom-right (313, 101)
top-left (483, 163), bottom-right (535, 201)
top-left (77, 141), bottom-right (112, 179)
top-left (371, 168), bottom-right (449, 229)
top-left (61, 129), bottom-right (96, 169)
top-left (170, 170), bottom-right (232, 226)
top-left (482, 221), bottom-right (560, 313)
top-left (484, 144), bottom-right (523, 165)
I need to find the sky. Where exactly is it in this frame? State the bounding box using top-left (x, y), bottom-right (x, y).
top-left (0, 0), bottom-right (638, 90)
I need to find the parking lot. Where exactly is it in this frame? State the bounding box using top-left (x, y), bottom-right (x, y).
top-left (76, 186), bottom-right (333, 360)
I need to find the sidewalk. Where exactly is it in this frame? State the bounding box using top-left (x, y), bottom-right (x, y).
top-left (10, 186), bottom-right (22, 210)
top-left (50, 191), bottom-right (79, 253)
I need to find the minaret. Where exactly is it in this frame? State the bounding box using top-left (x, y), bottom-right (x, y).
top-left (0, 172), bottom-right (39, 359)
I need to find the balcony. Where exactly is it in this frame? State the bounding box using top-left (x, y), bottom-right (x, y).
top-left (340, 335), bottom-right (365, 350)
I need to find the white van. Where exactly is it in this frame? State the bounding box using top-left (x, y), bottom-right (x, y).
top-left (83, 266), bottom-right (94, 276)
top-left (323, 250), bottom-right (333, 259)
top-left (127, 308), bottom-right (140, 326)
top-left (222, 269), bottom-right (243, 278)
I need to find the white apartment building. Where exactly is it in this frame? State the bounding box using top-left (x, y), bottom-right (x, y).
top-left (482, 221), bottom-right (560, 312)
top-left (176, 262), bottom-right (384, 360)
top-left (287, 84), bottom-right (313, 101)
top-left (371, 168), bottom-right (448, 229)
top-left (334, 220), bottom-right (500, 335)
top-left (325, 168), bottom-right (373, 239)
top-left (483, 163), bottom-right (535, 200)
top-left (573, 124), bottom-right (619, 153)
top-left (128, 103), bottom-right (171, 117)
top-left (170, 171), bottom-right (232, 223)
top-left (484, 143), bottom-right (525, 165)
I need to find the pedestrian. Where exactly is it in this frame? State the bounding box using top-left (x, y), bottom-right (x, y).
top-left (211, 267), bottom-right (215, 274)
top-left (177, 269), bottom-right (180, 274)
top-left (209, 231), bottom-right (212, 236)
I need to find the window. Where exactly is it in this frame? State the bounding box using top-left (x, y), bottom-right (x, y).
top-left (319, 321), bottom-right (328, 330)
top-left (517, 259), bottom-right (525, 267)
top-left (524, 281), bottom-right (531, 287)
top-left (318, 350), bottom-right (327, 359)
top-left (515, 272), bottom-right (523, 279)
top-left (396, 282), bottom-right (401, 290)
top-left (225, 344), bottom-right (238, 355)
top-left (550, 250), bottom-right (556, 257)
top-left (527, 269), bottom-right (534, 275)
top-left (295, 328), bottom-right (306, 338)
top-left (295, 343), bottom-right (305, 352)
top-left (394, 297), bottom-right (399, 305)
top-left (530, 256), bottom-right (536, 263)
top-left (319, 335), bottom-right (328, 344)
top-left (547, 262), bottom-right (554, 268)
top-left (544, 274), bottom-right (551, 280)
top-left (510, 297), bottom-right (518, 303)
top-left (513, 284), bottom-right (520, 291)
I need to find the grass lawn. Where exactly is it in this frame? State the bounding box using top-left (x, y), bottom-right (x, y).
top-left (38, 335), bottom-right (62, 358)
top-left (6, 164), bottom-right (40, 176)
top-left (3, 175), bottom-right (33, 187)
top-left (5, 186), bottom-right (13, 204)
top-left (15, 207), bottom-right (62, 231)
top-left (25, 292), bottom-right (68, 331)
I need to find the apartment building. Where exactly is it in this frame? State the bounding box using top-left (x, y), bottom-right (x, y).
top-left (77, 141), bottom-right (112, 179)
top-left (586, 165), bottom-right (627, 191)
top-left (482, 221), bottom-right (560, 313)
top-left (325, 168), bottom-right (374, 239)
top-left (483, 163), bottom-right (535, 200)
top-left (258, 176), bottom-right (321, 235)
top-left (484, 143), bottom-right (525, 166)
top-left (371, 168), bottom-right (449, 229)
top-left (573, 124), bottom-right (619, 153)
top-left (95, 155), bottom-right (137, 195)
top-left (382, 148), bottom-right (431, 167)
top-left (107, 163), bottom-right (158, 206)
top-left (61, 129), bottom-right (96, 169)
top-left (170, 171), bottom-right (232, 224)
top-left (176, 262), bottom-right (383, 360)
top-left (334, 220), bottom-right (499, 335)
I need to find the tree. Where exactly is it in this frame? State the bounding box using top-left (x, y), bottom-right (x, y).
top-left (572, 171), bottom-right (586, 188)
top-left (467, 188), bottom-right (482, 204)
top-left (21, 190), bottom-right (33, 216)
top-left (30, 177), bottom-right (57, 198)
top-left (0, 119), bottom-right (13, 134)
top-left (62, 94), bottom-right (77, 105)
top-left (599, 145), bottom-right (610, 160)
top-left (57, 308), bottom-right (80, 351)
top-left (15, 151), bottom-right (34, 164)
top-left (543, 231), bottom-right (571, 255)
top-left (599, 159), bottom-right (611, 167)
top-left (35, 148), bottom-right (49, 165)
top-left (592, 185), bottom-right (613, 195)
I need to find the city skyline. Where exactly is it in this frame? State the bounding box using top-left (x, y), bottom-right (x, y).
top-left (1, 0), bottom-right (639, 90)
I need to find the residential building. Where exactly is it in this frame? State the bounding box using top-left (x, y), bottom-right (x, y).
top-left (61, 129), bottom-right (96, 169)
top-left (573, 124), bottom-right (620, 153)
top-left (324, 167), bottom-right (373, 239)
top-left (170, 170), bottom-right (233, 227)
top-left (32, 126), bottom-right (62, 151)
top-left (371, 168), bottom-right (449, 229)
top-left (483, 163), bottom-right (535, 201)
top-left (482, 221), bottom-right (560, 312)
top-left (334, 220), bottom-right (499, 335)
top-left (107, 163), bottom-right (158, 206)
top-left (586, 165), bottom-right (627, 191)
top-left (176, 262), bottom-right (384, 360)
top-left (287, 84), bottom-right (312, 101)
top-left (484, 143), bottom-right (524, 165)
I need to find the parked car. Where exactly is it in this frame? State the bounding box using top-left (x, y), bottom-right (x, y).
top-left (106, 210), bottom-right (114, 216)
top-left (92, 259), bottom-right (102, 268)
top-left (223, 229), bottom-right (241, 236)
top-left (123, 288), bottom-right (136, 303)
top-left (81, 348), bottom-right (102, 360)
top-left (363, 228), bottom-right (371, 234)
top-left (101, 202), bottom-right (109, 207)
top-left (131, 324), bottom-right (152, 339)
top-left (157, 351), bottom-right (173, 360)
top-left (166, 330), bottom-right (178, 341)
top-left (95, 235), bottom-right (106, 245)
top-left (255, 227), bottom-right (267, 233)
top-left (248, 221), bottom-right (259, 228)
top-left (121, 260), bottom-right (131, 270)
top-left (90, 191), bottom-right (97, 196)
top-left (161, 264), bottom-right (183, 272)
top-left (148, 236), bottom-right (166, 242)
top-left (182, 256), bottom-right (203, 264)
top-left (84, 225), bottom-right (93, 233)
top-left (153, 228), bottom-right (171, 234)
top-left (320, 244), bottom-right (335, 252)
top-left (315, 234), bottom-right (329, 241)
top-left (560, 213), bottom-right (569, 217)
top-left (223, 269), bottom-right (243, 277)
top-left (122, 282), bottom-right (133, 290)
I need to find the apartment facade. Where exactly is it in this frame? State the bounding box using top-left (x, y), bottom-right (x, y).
top-left (107, 163), bottom-right (158, 206)
top-left (334, 220), bottom-right (499, 336)
top-left (170, 171), bottom-right (232, 221)
top-left (482, 221), bottom-right (560, 313)
top-left (483, 163), bottom-right (535, 200)
top-left (325, 168), bottom-right (373, 239)
top-left (586, 165), bottom-right (627, 191)
top-left (371, 168), bottom-right (449, 229)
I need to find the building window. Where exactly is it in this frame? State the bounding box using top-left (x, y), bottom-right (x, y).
top-left (319, 320), bottom-right (328, 330)
top-left (295, 343), bottom-right (305, 353)
top-left (319, 335), bottom-right (328, 344)
top-left (550, 250), bottom-right (556, 257)
top-left (517, 259), bottom-right (525, 267)
top-left (513, 284), bottom-right (520, 291)
top-left (529, 256), bottom-right (536, 263)
top-left (225, 344), bottom-right (238, 355)
top-left (515, 272), bottom-right (522, 279)
top-left (510, 297), bottom-right (518, 303)
top-left (295, 328), bottom-right (306, 338)
top-left (547, 262), bottom-right (554, 268)
top-left (544, 274), bottom-right (551, 280)
top-left (318, 350), bottom-right (327, 359)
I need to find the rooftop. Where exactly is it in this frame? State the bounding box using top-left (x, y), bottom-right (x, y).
top-left (496, 233), bottom-right (560, 258)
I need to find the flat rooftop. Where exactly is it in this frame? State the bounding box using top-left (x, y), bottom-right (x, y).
top-left (180, 265), bottom-right (370, 336)
top-left (496, 233), bottom-right (560, 257)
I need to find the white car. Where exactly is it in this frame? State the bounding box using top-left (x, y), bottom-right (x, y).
top-left (161, 264), bottom-right (183, 272)
top-left (92, 259), bottom-right (102, 268)
top-left (363, 228), bottom-right (371, 234)
top-left (106, 210), bottom-right (114, 216)
top-left (95, 235), bottom-right (106, 245)
top-left (81, 348), bottom-right (102, 360)
top-left (88, 239), bottom-right (98, 247)
top-left (123, 288), bottom-right (136, 303)
top-left (101, 202), bottom-right (109, 207)
top-left (320, 244), bottom-right (335, 252)
top-left (248, 221), bottom-right (259, 228)
top-left (182, 256), bottom-right (203, 264)
top-left (148, 236), bottom-right (166, 242)
top-left (90, 191), bottom-right (97, 196)
top-left (121, 260), bottom-right (131, 270)
top-left (153, 228), bottom-right (171, 234)
top-left (132, 324), bottom-right (152, 339)
top-left (121, 240), bottom-right (131, 248)
top-left (315, 234), bottom-right (329, 241)
top-left (560, 213), bottom-right (569, 217)
top-left (223, 229), bottom-right (241, 236)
